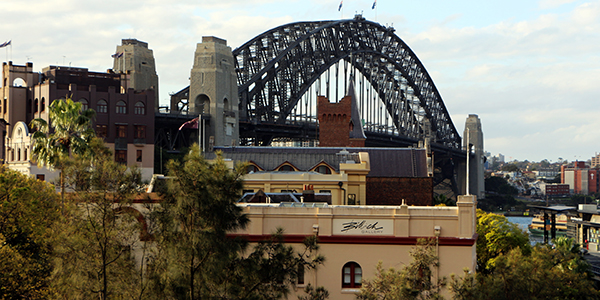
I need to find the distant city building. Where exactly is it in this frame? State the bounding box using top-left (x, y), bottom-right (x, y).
top-left (561, 161), bottom-right (599, 195)
top-left (538, 182), bottom-right (570, 197)
top-left (592, 153), bottom-right (600, 168)
top-left (533, 169), bottom-right (559, 181)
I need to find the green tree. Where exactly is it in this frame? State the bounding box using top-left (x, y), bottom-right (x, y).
top-left (450, 243), bottom-right (599, 299)
top-left (357, 239), bottom-right (446, 300)
top-left (0, 166), bottom-right (62, 299)
top-left (475, 210), bottom-right (530, 272)
top-left (30, 97), bottom-right (96, 206)
top-left (150, 144), bottom-right (324, 299)
top-left (50, 146), bottom-right (145, 300)
top-left (298, 283), bottom-right (329, 300)
top-left (501, 164), bottom-right (519, 172)
top-left (484, 176), bottom-right (518, 195)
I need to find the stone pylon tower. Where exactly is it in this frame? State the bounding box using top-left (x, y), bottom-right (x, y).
top-left (463, 114), bottom-right (485, 199)
top-left (112, 39), bottom-right (159, 111)
top-left (189, 36), bottom-right (239, 149)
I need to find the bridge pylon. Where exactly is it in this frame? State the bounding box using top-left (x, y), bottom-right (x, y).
top-left (189, 36), bottom-right (239, 149)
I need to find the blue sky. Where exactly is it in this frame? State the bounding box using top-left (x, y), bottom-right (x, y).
top-left (1, 0), bottom-right (599, 162)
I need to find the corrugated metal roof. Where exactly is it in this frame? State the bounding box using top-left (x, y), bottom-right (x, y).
top-left (206, 146), bottom-right (428, 177)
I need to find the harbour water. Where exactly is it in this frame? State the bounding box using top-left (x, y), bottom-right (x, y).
top-left (506, 216), bottom-right (544, 245)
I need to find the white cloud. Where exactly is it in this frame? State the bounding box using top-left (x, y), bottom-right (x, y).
top-left (539, 0), bottom-right (577, 10)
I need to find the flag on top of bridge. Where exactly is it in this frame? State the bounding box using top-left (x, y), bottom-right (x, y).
top-left (179, 117), bottom-right (199, 130)
top-left (372, 0), bottom-right (377, 9)
top-left (338, 0), bottom-right (343, 11)
top-left (0, 40), bottom-right (11, 48)
top-left (111, 52), bottom-right (123, 58)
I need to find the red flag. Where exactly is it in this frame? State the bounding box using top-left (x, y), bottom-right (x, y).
top-left (178, 117), bottom-right (199, 130)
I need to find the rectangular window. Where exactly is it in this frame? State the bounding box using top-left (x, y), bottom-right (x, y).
top-left (136, 150), bottom-right (142, 162)
top-left (134, 125), bottom-right (146, 139)
top-left (115, 150), bottom-right (127, 164)
top-left (297, 265), bottom-right (305, 285)
top-left (348, 194), bottom-right (357, 205)
top-left (36, 174), bottom-right (45, 181)
top-left (96, 124), bottom-right (108, 138)
top-left (116, 125), bottom-right (127, 138)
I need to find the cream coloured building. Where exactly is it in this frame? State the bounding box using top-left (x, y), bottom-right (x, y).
top-left (232, 195), bottom-right (478, 299)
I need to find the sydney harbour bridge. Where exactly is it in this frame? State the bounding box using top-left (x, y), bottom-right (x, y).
top-left (156, 15), bottom-right (469, 197)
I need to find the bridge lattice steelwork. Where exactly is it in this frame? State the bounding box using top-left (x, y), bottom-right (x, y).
top-left (233, 15), bottom-right (461, 151)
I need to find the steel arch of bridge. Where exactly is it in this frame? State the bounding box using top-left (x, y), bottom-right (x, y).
top-left (233, 16), bottom-right (461, 150)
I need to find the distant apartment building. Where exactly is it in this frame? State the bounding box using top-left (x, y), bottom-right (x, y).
top-left (538, 182), bottom-right (570, 197)
top-left (1, 59), bottom-right (155, 180)
top-left (533, 169), bottom-right (559, 181)
top-left (592, 153), bottom-right (600, 168)
top-left (561, 161), bottom-right (599, 195)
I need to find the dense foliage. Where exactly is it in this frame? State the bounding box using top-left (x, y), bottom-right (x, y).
top-left (0, 166), bottom-right (61, 299)
top-left (148, 145), bottom-right (325, 299)
top-left (359, 212), bottom-right (599, 300)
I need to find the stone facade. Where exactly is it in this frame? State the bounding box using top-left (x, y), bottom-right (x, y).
top-left (112, 39), bottom-right (159, 112)
top-left (189, 36), bottom-right (239, 149)
top-left (463, 114), bottom-right (485, 199)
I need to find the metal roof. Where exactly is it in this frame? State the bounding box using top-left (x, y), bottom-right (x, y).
top-left (206, 146), bottom-right (428, 177)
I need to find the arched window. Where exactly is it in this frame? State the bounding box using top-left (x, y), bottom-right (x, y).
top-left (342, 262), bottom-right (362, 288)
top-left (247, 165), bottom-right (260, 174)
top-left (278, 165), bottom-right (295, 172)
top-left (34, 99), bottom-right (38, 113)
top-left (40, 97), bottom-right (45, 112)
top-left (315, 165), bottom-right (332, 174)
top-left (223, 98), bottom-right (230, 111)
top-left (97, 99), bottom-right (107, 113)
top-left (80, 98), bottom-right (88, 111)
top-left (134, 101), bottom-right (145, 115)
top-left (12, 78), bottom-right (26, 87)
top-left (116, 100), bottom-right (127, 114)
top-left (195, 94), bottom-right (210, 114)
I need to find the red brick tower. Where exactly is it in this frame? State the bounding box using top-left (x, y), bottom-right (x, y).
top-left (317, 79), bottom-right (366, 147)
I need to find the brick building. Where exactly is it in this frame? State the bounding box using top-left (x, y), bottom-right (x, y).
top-left (1, 61), bottom-right (155, 180)
top-left (561, 161), bottom-right (600, 195)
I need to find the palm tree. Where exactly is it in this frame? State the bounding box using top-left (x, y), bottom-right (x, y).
top-left (30, 97), bottom-right (96, 206)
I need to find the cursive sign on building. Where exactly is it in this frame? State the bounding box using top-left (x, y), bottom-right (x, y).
top-left (333, 219), bottom-right (394, 235)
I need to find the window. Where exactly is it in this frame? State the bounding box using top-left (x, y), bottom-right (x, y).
top-left (134, 101), bottom-right (145, 115)
top-left (136, 150), bottom-right (142, 162)
top-left (116, 100), bottom-right (127, 114)
top-left (278, 165), bottom-right (294, 171)
top-left (36, 174), bottom-right (45, 181)
top-left (97, 99), bottom-right (107, 113)
top-left (96, 124), bottom-right (108, 138)
top-left (348, 194), bottom-right (357, 205)
top-left (342, 262), bottom-right (362, 288)
top-left (247, 165), bottom-right (259, 174)
top-left (40, 97), bottom-right (45, 112)
top-left (34, 99), bottom-right (38, 113)
top-left (134, 125), bottom-right (146, 139)
top-left (80, 98), bottom-right (88, 111)
top-left (315, 165), bottom-right (332, 174)
top-left (116, 125), bottom-right (127, 138)
top-left (4, 98), bottom-right (8, 114)
top-left (115, 150), bottom-right (127, 164)
top-left (297, 264), bottom-right (305, 285)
